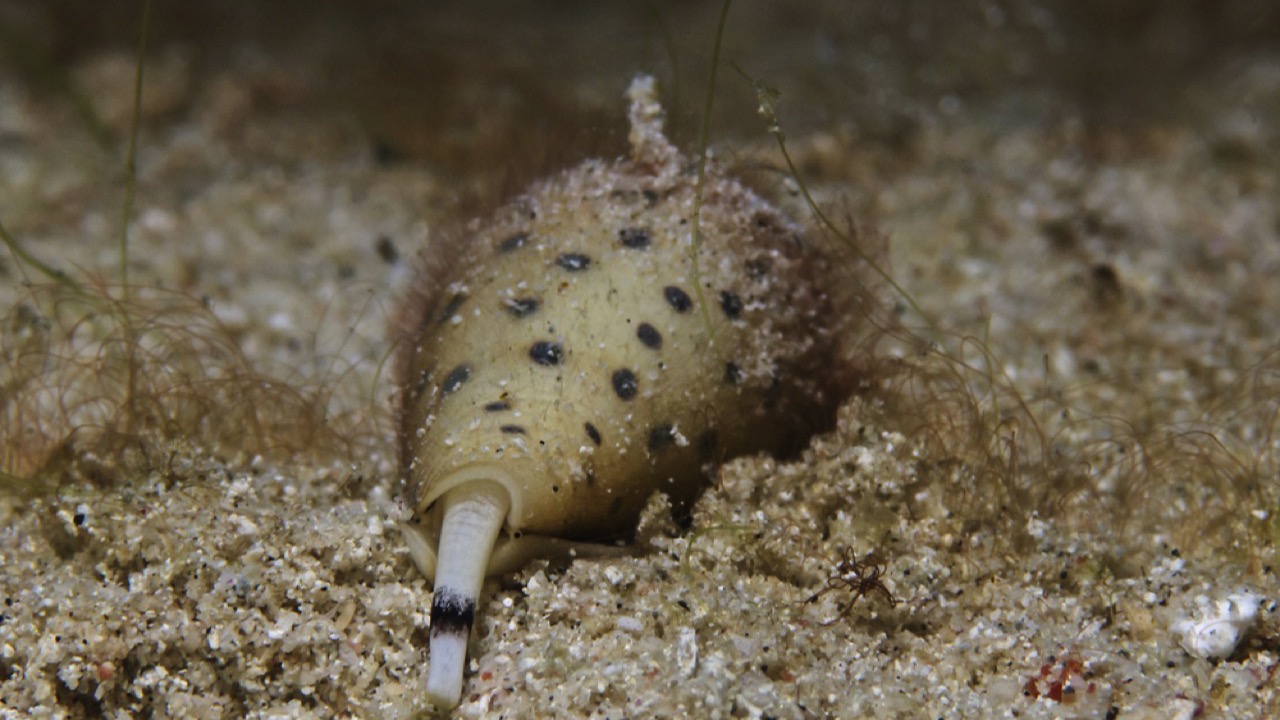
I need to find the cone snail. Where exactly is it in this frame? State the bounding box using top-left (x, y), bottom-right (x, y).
top-left (396, 75), bottom-right (857, 709)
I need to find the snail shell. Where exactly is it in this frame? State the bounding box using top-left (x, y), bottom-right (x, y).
top-left (396, 75), bottom-right (854, 708)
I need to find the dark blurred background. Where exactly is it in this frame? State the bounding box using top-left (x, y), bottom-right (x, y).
top-left (2, 0), bottom-right (1279, 171)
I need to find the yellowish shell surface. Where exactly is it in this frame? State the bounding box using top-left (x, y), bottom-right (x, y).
top-left (399, 78), bottom-right (845, 579)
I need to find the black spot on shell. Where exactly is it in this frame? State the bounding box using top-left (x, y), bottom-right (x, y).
top-left (497, 232), bottom-right (529, 253)
top-left (556, 253), bottom-right (591, 271)
top-left (636, 322), bottom-right (662, 349)
top-left (611, 369), bottom-right (638, 400)
top-left (504, 297), bottom-right (540, 319)
top-left (584, 422), bottom-right (602, 446)
top-left (484, 400), bottom-right (511, 412)
top-left (529, 341), bottom-right (563, 366)
top-left (500, 424), bottom-right (526, 435)
top-left (719, 290), bottom-right (743, 319)
top-left (664, 286), bottom-right (692, 313)
top-left (441, 365), bottom-right (470, 395)
top-left (724, 361), bottom-right (742, 385)
top-left (437, 293), bottom-right (467, 324)
top-left (619, 227), bottom-right (651, 249)
top-left (648, 423), bottom-right (676, 452)
top-left (375, 235), bottom-right (399, 264)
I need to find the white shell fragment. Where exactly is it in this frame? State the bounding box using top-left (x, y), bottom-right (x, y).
top-left (1171, 592), bottom-right (1261, 659)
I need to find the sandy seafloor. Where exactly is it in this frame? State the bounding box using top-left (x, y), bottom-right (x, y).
top-left (1, 1), bottom-right (1279, 718)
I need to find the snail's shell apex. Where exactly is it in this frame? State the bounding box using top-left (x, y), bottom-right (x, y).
top-left (398, 76), bottom-right (847, 579)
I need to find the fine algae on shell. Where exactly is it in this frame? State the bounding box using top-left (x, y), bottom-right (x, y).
top-left (395, 75), bottom-right (860, 709)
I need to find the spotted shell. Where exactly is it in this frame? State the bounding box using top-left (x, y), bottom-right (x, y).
top-left (398, 77), bottom-right (848, 580)
top-left (398, 75), bottom-right (864, 708)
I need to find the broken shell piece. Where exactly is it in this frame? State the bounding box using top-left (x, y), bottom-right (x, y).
top-left (1171, 592), bottom-right (1261, 659)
